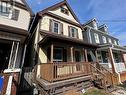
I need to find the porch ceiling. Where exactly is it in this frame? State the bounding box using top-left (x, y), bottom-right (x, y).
top-left (98, 44), bottom-right (126, 52)
top-left (39, 31), bottom-right (99, 48)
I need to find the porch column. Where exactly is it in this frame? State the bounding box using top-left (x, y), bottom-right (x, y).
top-left (84, 49), bottom-right (88, 62)
top-left (70, 47), bottom-right (74, 62)
top-left (51, 44), bottom-right (54, 63)
top-left (108, 48), bottom-right (116, 73)
top-left (121, 52), bottom-right (126, 68)
top-left (95, 50), bottom-right (99, 62)
top-left (8, 41), bottom-right (19, 69)
top-left (8, 41), bottom-right (15, 68)
top-left (13, 42), bottom-right (19, 68)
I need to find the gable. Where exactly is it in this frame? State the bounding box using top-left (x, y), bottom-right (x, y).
top-left (38, 1), bottom-right (80, 24)
top-left (49, 4), bottom-right (79, 23)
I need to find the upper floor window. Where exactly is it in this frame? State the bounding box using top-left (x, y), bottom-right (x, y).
top-left (94, 33), bottom-right (100, 43)
top-left (0, 2), bottom-right (19, 21)
top-left (69, 26), bottom-right (78, 38)
top-left (51, 20), bottom-right (63, 34)
top-left (93, 21), bottom-right (97, 30)
top-left (108, 38), bottom-right (112, 43)
top-left (60, 6), bottom-right (69, 15)
top-left (102, 36), bottom-right (107, 43)
top-left (53, 21), bottom-right (60, 33)
top-left (0, 2), bottom-right (10, 17)
top-left (114, 40), bottom-right (117, 45)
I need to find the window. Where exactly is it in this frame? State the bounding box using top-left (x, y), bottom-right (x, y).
top-left (53, 48), bottom-right (63, 62)
top-left (0, 2), bottom-right (19, 20)
top-left (93, 21), bottom-right (97, 30)
top-left (102, 36), bottom-right (107, 43)
top-left (94, 33), bottom-right (100, 43)
top-left (60, 6), bottom-right (69, 15)
top-left (114, 40), bottom-right (117, 45)
top-left (53, 21), bottom-right (60, 34)
top-left (0, 2), bottom-right (10, 17)
top-left (69, 27), bottom-right (78, 38)
top-left (108, 38), bottom-right (112, 43)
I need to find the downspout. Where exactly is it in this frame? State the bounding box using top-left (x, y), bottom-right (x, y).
top-left (17, 14), bottom-right (37, 91)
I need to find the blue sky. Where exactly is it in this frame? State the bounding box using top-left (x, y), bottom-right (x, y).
top-left (27, 0), bottom-right (126, 46)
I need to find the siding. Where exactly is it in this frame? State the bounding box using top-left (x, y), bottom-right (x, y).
top-left (84, 27), bottom-right (119, 45)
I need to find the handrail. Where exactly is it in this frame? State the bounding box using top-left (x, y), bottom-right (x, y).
top-left (89, 63), bottom-right (105, 76)
top-left (96, 62), bottom-right (117, 78)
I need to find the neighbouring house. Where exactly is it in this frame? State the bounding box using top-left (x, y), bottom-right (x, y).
top-left (0, 0), bottom-right (32, 94)
top-left (22, 1), bottom-right (119, 95)
top-left (82, 18), bottom-right (126, 84)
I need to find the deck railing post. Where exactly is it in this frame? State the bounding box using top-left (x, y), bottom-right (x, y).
top-left (51, 44), bottom-right (54, 63)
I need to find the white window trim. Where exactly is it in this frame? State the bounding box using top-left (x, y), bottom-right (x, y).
top-left (102, 36), bottom-right (107, 43)
top-left (0, 2), bottom-right (12, 19)
top-left (70, 27), bottom-right (78, 38)
top-left (94, 33), bottom-right (100, 43)
top-left (114, 40), bottom-right (117, 45)
top-left (108, 38), bottom-right (112, 43)
top-left (93, 21), bottom-right (97, 30)
top-left (53, 47), bottom-right (63, 62)
top-left (52, 21), bottom-right (61, 34)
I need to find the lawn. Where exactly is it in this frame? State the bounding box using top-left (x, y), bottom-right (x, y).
top-left (83, 88), bottom-right (108, 95)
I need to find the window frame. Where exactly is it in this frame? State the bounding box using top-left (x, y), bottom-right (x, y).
top-left (52, 20), bottom-right (61, 34)
top-left (53, 47), bottom-right (63, 62)
top-left (0, 2), bottom-right (10, 17)
top-left (94, 33), bottom-right (100, 43)
top-left (108, 38), bottom-right (112, 43)
top-left (114, 40), bottom-right (117, 45)
top-left (69, 26), bottom-right (78, 38)
top-left (60, 6), bottom-right (69, 15)
top-left (102, 36), bottom-right (107, 43)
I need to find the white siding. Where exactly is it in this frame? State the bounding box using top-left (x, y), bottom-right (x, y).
top-left (49, 5), bottom-right (79, 23)
top-left (40, 15), bottom-right (83, 40)
top-left (0, 2), bottom-right (30, 31)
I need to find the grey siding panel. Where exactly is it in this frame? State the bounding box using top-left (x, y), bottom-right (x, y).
top-left (89, 30), bottom-right (119, 45)
top-left (83, 27), bottom-right (119, 45)
top-left (83, 31), bottom-right (89, 43)
top-left (90, 31), bottom-right (96, 44)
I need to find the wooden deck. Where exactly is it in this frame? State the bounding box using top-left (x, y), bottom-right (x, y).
top-left (39, 62), bottom-right (92, 82)
top-left (34, 62), bottom-right (120, 94)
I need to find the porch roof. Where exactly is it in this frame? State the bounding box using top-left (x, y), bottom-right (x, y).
top-left (98, 44), bottom-right (126, 52)
top-left (39, 31), bottom-right (99, 48)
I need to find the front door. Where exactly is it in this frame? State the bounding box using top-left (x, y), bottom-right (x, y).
top-left (75, 50), bottom-right (81, 62)
top-left (75, 50), bottom-right (81, 71)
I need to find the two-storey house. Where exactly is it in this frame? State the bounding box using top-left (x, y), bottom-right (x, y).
top-left (82, 18), bottom-right (126, 84)
top-left (23, 1), bottom-right (105, 95)
top-left (0, 0), bottom-right (32, 94)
